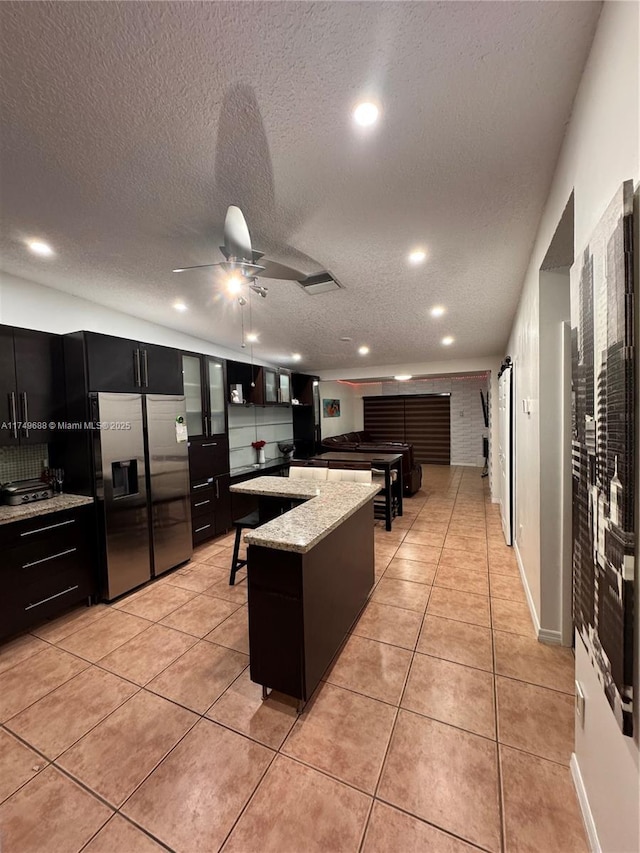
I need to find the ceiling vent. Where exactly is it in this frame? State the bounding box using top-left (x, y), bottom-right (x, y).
top-left (297, 271), bottom-right (343, 295)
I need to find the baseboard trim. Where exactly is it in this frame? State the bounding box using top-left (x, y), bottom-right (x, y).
top-left (513, 541), bottom-right (541, 636)
top-left (538, 627), bottom-right (562, 645)
top-left (570, 753), bottom-right (601, 853)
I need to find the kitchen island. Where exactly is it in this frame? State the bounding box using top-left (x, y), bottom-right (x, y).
top-left (230, 476), bottom-right (380, 706)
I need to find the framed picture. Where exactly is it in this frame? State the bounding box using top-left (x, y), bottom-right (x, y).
top-left (571, 180), bottom-right (635, 737)
top-left (322, 398), bottom-right (340, 418)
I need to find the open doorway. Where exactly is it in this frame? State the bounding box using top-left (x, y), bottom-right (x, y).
top-left (539, 193), bottom-right (574, 645)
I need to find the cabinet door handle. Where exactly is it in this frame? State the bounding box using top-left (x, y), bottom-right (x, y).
top-left (21, 392), bottom-right (29, 438)
top-left (142, 349), bottom-right (149, 388)
top-left (134, 349), bottom-right (142, 387)
top-left (202, 442), bottom-right (217, 447)
top-left (23, 547), bottom-right (77, 569)
top-left (194, 523), bottom-right (211, 533)
top-left (215, 479), bottom-right (220, 500)
top-left (20, 518), bottom-right (76, 537)
top-left (25, 585), bottom-right (79, 611)
top-left (194, 500), bottom-right (210, 507)
top-left (192, 482), bottom-right (209, 490)
top-left (8, 392), bottom-right (18, 439)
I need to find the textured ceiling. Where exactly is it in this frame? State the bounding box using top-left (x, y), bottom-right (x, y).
top-left (0, 1), bottom-right (600, 371)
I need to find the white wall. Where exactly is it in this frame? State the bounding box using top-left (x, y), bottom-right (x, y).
top-left (318, 380), bottom-right (361, 437)
top-left (0, 272), bottom-right (273, 365)
top-left (505, 3), bottom-right (639, 850)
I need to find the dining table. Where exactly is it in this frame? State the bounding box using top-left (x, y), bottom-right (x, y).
top-left (312, 451), bottom-right (403, 531)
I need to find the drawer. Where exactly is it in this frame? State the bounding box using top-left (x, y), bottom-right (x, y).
top-left (6, 573), bottom-right (93, 638)
top-left (6, 542), bottom-right (92, 597)
top-left (0, 506), bottom-right (91, 550)
top-left (190, 489), bottom-right (215, 519)
top-left (189, 439), bottom-right (229, 480)
top-left (192, 518), bottom-right (215, 544)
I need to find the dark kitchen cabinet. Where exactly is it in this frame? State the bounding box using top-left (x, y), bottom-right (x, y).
top-left (264, 367), bottom-right (278, 404)
top-left (71, 332), bottom-right (182, 394)
top-left (0, 325), bottom-right (63, 447)
top-left (189, 473), bottom-right (231, 545)
top-left (0, 503), bottom-right (97, 641)
top-left (291, 372), bottom-right (321, 457)
top-left (181, 353), bottom-right (227, 439)
top-left (278, 369), bottom-right (291, 404)
top-left (226, 360), bottom-right (291, 408)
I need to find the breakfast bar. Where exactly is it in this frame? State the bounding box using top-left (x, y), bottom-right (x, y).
top-left (230, 476), bottom-right (379, 707)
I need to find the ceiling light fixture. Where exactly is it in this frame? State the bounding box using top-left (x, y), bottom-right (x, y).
top-left (173, 301), bottom-right (188, 312)
top-left (353, 102), bottom-right (379, 127)
top-left (26, 240), bottom-right (54, 257)
top-left (246, 332), bottom-right (259, 343)
top-left (408, 249), bottom-right (426, 265)
top-left (292, 353), bottom-right (302, 362)
top-left (358, 345), bottom-right (370, 355)
top-left (226, 274), bottom-right (243, 295)
top-left (430, 305), bottom-right (446, 318)
top-left (442, 336), bottom-right (454, 346)
top-left (394, 374), bottom-right (412, 381)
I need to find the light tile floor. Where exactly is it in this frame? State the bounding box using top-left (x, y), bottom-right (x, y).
top-left (0, 465), bottom-right (588, 852)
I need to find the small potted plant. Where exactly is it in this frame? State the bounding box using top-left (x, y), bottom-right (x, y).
top-left (252, 439), bottom-right (267, 465)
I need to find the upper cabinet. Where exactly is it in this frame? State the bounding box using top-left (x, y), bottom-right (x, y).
top-left (71, 332), bottom-right (183, 394)
top-left (181, 353), bottom-right (227, 438)
top-left (0, 325), bottom-right (64, 447)
top-left (226, 360), bottom-right (292, 407)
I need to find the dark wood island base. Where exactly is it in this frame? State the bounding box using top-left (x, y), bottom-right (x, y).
top-left (247, 501), bottom-right (374, 706)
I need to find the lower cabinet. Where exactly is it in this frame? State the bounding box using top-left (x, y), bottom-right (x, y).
top-left (1, 504), bottom-right (97, 640)
top-left (190, 474), bottom-right (231, 545)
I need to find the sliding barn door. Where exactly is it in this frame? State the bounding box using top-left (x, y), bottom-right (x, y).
top-left (404, 396), bottom-right (451, 464)
top-left (363, 395), bottom-right (451, 465)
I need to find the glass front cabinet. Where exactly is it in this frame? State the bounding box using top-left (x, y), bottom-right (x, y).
top-left (181, 353), bottom-right (227, 438)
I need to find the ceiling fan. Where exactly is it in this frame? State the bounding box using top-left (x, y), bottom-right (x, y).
top-left (172, 205), bottom-right (310, 299)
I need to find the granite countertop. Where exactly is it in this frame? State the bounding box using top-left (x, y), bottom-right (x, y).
top-left (0, 494), bottom-right (95, 526)
top-left (230, 476), bottom-right (380, 553)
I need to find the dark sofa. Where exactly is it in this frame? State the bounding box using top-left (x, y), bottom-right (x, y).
top-left (321, 431), bottom-right (423, 495)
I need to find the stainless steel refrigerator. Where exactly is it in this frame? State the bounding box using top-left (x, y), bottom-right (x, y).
top-left (92, 392), bottom-right (192, 600)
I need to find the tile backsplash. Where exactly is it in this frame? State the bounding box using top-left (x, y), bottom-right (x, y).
top-left (0, 444), bottom-right (49, 484)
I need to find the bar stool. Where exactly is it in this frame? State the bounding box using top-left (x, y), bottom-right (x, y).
top-left (229, 510), bottom-right (261, 586)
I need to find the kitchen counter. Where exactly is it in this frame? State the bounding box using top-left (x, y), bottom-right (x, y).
top-left (0, 494), bottom-right (95, 526)
top-left (230, 476), bottom-right (380, 553)
top-left (229, 457), bottom-right (290, 481)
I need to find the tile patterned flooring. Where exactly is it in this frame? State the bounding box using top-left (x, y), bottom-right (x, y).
top-left (0, 465), bottom-right (588, 852)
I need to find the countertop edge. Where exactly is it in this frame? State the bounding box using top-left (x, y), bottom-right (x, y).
top-left (0, 494), bottom-right (95, 526)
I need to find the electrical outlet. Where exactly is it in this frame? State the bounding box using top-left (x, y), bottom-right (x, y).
top-left (575, 681), bottom-right (585, 724)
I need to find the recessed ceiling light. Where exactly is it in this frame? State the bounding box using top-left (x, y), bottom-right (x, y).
top-left (442, 336), bottom-right (454, 346)
top-left (292, 353), bottom-right (302, 362)
top-left (394, 374), bottom-right (412, 381)
top-left (226, 275), bottom-right (243, 295)
top-left (408, 249), bottom-right (426, 265)
top-left (26, 240), bottom-right (54, 257)
top-left (353, 102), bottom-right (379, 127)
top-left (339, 336), bottom-right (352, 342)
top-left (358, 345), bottom-right (370, 355)
top-left (430, 305), bottom-right (446, 318)
top-left (173, 301), bottom-right (187, 312)
top-left (246, 332), bottom-right (259, 343)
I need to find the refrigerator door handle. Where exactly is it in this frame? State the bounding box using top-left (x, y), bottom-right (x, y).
top-left (133, 349), bottom-right (142, 387)
top-left (215, 479), bottom-right (220, 500)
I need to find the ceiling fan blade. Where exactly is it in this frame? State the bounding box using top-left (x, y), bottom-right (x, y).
top-left (219, 260), bottom-right (265, 275)
top-left (172, 263), bottom-right (221, 273)
top-left (224, 205), bottom-right (253, 260)
top-left (256, 259), bottom-right (307, 281)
